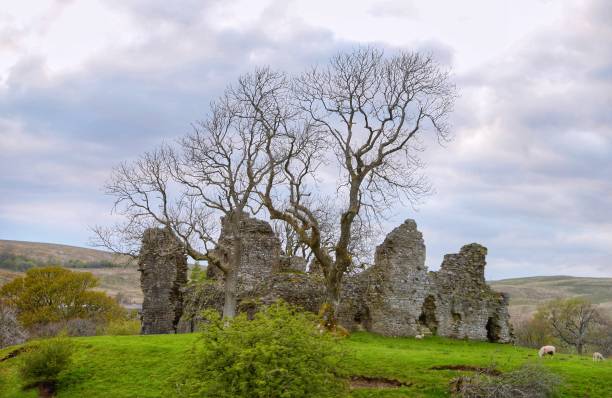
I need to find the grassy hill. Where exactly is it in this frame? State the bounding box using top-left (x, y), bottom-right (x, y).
top-left (0, 240), bottom-right (141, 305)
top-left (0, 239), bottom-right (131, 269)
top-left (1, 332), bottom-right (610, 397)
top-left (490, 276), bottom-right (612, 322)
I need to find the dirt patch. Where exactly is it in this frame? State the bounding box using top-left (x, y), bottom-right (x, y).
top-left (430, 364), bottom-right (502, 376)
top-left (0, 346), bottom-right (27, 362)
top-left (349, 375), bottom-right (412, 389)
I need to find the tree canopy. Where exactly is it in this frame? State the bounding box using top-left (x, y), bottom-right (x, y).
top-left (0, 266), bottom-right (123, 329)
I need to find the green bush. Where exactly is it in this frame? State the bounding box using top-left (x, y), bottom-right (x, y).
top-left (19, 336), bottom-right (74, 389)
top-left (169, 302), bottom-right (348, 398)
top-left (103, 319), bottom-right (141, 335)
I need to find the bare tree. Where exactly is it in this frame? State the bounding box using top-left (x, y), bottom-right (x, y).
top-left (0, 301), bottom-right (28, 348)
top-left (94, 69), bottom-right (287, 319)
top-left (96, 48), bottom-right (455, 325)
top-left (257, 47), bottom-right (456, 326)
top-left (542, 298), bottom-right (605, 355)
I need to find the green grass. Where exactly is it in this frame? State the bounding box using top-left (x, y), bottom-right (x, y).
top-left (1, 332), bottom-right (611, 397)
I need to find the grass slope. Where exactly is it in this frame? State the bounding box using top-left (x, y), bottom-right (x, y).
top-left (1, 333), bottom-right (611, 397)
top-left (490, 276), bottom-right (612, 320)
top-left (0, 240), bottom-right (142, 305)
top-left (0, 240), bottom-right (129, 266)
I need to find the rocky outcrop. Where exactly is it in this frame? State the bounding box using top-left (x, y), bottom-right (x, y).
top-left (138, 228), bottom-right (188, 334)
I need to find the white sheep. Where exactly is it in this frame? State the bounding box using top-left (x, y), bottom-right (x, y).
top-left (415, 334), bottom-right (424, 339)
top-left (538, 345), bottom-right (556, 358)
top-left (593, 352), bottom-right (605, 361)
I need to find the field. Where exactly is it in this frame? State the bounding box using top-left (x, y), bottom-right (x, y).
top-left (490, 276), bottom-right (612, 321)
top-left (1, 332), bottom-right (611, 397)
top-left (0, 240), bottom-right (142, 305)
top-left (0, 240), bottom-right (130, 266)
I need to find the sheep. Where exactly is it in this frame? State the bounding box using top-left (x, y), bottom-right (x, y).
top-left (593, 352), bottom-right (605, 362)
top-left (538, 345), bottom-right (556, 358)
top-left (415, 334), bottom-right (424, 339)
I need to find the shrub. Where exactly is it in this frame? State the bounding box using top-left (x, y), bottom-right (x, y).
top-left (169, 302), bottom-right (348, 398)
top-left (104, 319), bottom-right (141, 335)
top-left (513, 315), bottom-right (556, 349)
top-left (66, 318), bottom-right (99, 337)
top-left (1, 266), bottom-right (125, 334)
top-left (20, 336), bottom-right (74, 394)
top-left (0, 302), bottom-right (28, 348)
top-left (450, 363), bottom-right (561, 398)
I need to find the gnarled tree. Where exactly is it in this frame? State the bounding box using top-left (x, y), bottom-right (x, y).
top-left (257, 48), bottom-right (456, 325)
top-left (541, 297), bottom-right (606, 355)
top-left (94, 69), bottom-right (287, 319)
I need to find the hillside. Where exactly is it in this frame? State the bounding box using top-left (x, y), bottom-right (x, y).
top-left (490, 276), bottom-right (612, 322)
top-left (0, 240), bottom-right (141, 305)
top-left (0, 239), bottom-right (131, 269)
top-left (1, 332), bottom-right (610, 397)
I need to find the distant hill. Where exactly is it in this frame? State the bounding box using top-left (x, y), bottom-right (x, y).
top-left (490, 275), bottom-right (612, 322)
top-left (0, 239), bottom-right (131, 270)
top-left (0, 240), bottom-right (141, 305)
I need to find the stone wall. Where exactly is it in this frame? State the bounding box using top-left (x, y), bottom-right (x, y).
top-left (207, 213), bottom-right (281, 293)
top-left (363, 220), bottom-right (431, 336)
top-left (144, 217), bottom-right (513, 342)
top-left (138, 228), bottom-right (188, 334)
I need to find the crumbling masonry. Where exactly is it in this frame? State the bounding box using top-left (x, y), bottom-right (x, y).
top-left (138, 228), bottom-right (188, 334)
top-left (140, 216), bottom-right (512, 342)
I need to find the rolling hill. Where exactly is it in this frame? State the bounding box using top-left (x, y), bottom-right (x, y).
top-left (0, 239), bottom-right (131, 267)
top-left (0, 240), bottom-right (141, 305)
top-left (490, 276), bottom-right (612, 322)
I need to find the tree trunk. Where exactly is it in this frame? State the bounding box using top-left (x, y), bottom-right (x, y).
top-left (576, 341), bottom-right (583, 355)
top-left (321, 272), bottom-right (342, 329)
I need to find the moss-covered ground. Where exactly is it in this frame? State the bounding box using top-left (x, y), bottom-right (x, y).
top-left (1, 332), bottom-right (610, 397)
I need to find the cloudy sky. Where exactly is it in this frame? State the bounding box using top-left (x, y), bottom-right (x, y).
top-left (1, 0), bottom-right (610, 279)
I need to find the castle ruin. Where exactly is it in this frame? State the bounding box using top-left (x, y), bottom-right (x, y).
top-left (138, 228), bottom-right (188, 334)
top-left (138, 216), bottom-right (512, 342)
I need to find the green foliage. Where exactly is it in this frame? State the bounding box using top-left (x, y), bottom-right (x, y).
top-left (169, 302), bottom-right (348, 398)
top-left (0, 266), bottom-right (125, 331)
top-left (535, 297), bottom-right (605, 354)
top-left (189, 263), bottom-right (207, 283)
top-left (514, 313), bottom-right (557, 349)
top-left (64, 259), bottom-right (119, 268)
top-left (103, 319), bottom-right (141, 336)
top-left (0, 367), bottom-right (8, 396)
top-left (0, 253), bottom-right (39, 272)
top-left (19, 336), bottom-right (74, 387)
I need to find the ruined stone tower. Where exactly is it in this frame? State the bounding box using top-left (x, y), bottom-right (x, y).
top-left (142, 217), bottom-right (513, 342)
top-left (365, 220), bottom-right (431, 336)
top-left (429, 244), bottom-right (513, 342)
top-left (138, 228), bottom-right (188, 334)
top-left (207, 213), bottom-right (281, 293)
